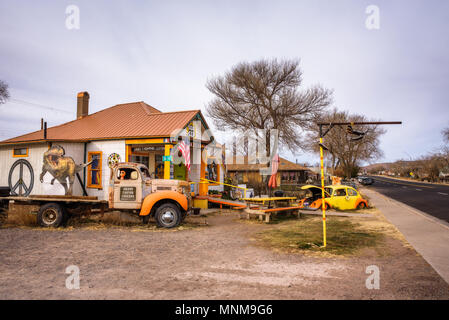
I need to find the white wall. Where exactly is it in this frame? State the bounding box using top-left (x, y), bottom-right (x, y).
top-left (85, 140), bottom-right (125, 200)
top-left (0, 140), bottom-right (126, 199)
top-left (0, 142), bottom-right (85, 196)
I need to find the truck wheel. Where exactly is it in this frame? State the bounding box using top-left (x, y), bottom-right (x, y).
top-left (155, 203), bottom-right (181, 228)
top-left (0, 209), bottom-right (7, 225)
top-left (37, 203), bottom-right (64, 228)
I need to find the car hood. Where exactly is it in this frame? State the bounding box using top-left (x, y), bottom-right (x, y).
top-left (301, 185), bottom-right (331, 197)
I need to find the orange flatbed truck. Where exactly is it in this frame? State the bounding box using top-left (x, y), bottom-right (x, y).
top-left (0, 162), bottom-right (196, 228)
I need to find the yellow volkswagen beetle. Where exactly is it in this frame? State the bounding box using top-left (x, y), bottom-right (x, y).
top-left (298, 185), bottom-right (368, 210)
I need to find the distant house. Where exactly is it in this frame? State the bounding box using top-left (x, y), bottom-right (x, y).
top-left (0, 92), bottom-right (216, 199)
top-left (226, 156), bottom-right (317, 186)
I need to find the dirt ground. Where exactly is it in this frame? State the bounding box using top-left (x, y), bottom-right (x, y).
top-left (0, 210), bottom-right (448, 300)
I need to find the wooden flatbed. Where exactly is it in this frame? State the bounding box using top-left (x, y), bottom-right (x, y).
top-left (0, 194), bottom-right (109, 227)
top-left (1, 195), bottom-right (107, 204)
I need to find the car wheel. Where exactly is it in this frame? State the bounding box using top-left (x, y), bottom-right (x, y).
top-left (357, 202), bottom-right (367, 209)
top-left (37, 203), bottom-right (65, 227)
top-left (155, 203), bottom-right (181, 228)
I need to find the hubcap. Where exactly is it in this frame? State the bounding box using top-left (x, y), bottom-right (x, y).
top-left (161, 210), bottom-right (175, 224)
top-left (42, 208), bottom-right (58, 225)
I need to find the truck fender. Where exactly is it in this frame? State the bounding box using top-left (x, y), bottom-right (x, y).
top-left (139, 191), bottom-right (188, 217)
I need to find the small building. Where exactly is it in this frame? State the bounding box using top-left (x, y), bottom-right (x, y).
top-left (0, 92), bottom-right (216, 200)
top-left (226, 156), bottom-right (316, 186)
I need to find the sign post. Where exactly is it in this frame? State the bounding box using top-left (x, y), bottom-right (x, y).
top-left (317, 121), bottom-right (402, 248)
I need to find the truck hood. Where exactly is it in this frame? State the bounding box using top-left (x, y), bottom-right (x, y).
top-left (150, 179), bottom-right (190, 187)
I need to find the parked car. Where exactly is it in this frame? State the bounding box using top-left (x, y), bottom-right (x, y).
top-left (359, 177), bottom-right (374, 185)
top-left (298, 185), bottom-right (368, 210)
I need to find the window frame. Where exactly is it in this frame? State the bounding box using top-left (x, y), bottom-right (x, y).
top-left (87, 151), bottom-right (102, 189)
top-left (12, 147), bottom-right (28, 158)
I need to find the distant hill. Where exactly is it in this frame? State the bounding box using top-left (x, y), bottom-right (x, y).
top-left (362, 160), bottom-right (420, 172)
top-left (362, 162), bottom-right (392, 171)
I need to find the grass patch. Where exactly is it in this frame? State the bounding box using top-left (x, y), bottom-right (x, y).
top-left (256, 215), bottom-right (384, 256)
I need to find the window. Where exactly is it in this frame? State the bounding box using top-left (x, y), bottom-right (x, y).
top-left (13, 147), bottom-right (28, 157)
top-left (334, 188), bottom-right (347, 197)
top-left (140, 167), bottom-right (150, 179)
top-left (347, 188), bottom-right (357, 196)
top-left (87, 152), bottom-right (102, 189)
top-left (117, 168), bottom-right (139, 180)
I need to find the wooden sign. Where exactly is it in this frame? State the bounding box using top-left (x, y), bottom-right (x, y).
top-left (120, 187), bottom-right (136, 201)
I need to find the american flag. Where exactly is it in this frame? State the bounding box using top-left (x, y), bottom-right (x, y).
top-left (179, 137), bottom-right (190, 172)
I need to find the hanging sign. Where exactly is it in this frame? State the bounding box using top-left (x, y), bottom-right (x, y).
top-left (108, 153), bottom-right (121, 168)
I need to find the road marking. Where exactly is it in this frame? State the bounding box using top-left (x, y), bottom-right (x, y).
top-left (438, 192), bottom-right (448, 196)
top-left (373, 178), bottom-right (434, 189)
top-left (416, 188), bottom-right (422, 191)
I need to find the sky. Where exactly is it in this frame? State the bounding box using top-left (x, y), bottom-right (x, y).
top-left (0, 0), bottom-right (448, 165)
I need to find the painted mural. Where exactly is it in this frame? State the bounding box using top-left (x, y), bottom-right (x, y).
top-left (39, 145), bottom-right (92, 196)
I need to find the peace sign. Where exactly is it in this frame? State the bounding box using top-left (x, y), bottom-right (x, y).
top-left (8, 159), bottom-right (34, 196)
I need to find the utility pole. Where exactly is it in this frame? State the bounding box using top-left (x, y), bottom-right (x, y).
top-left (317, 121), bottom-right (402, 248)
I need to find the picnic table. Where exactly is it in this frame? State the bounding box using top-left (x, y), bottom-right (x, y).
top-left (240, 197), bottom-right (297, 208)
top-left (239, 197), bottom-right (301, 222)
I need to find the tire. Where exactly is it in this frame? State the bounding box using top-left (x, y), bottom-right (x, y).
top-left (181, 210), bottom-right (187, 221)
top-left (0, 209), bottom-right (7, 225)
top-left (357, 202), bottom-right (367, 209)
top-left (142, 214), bottom-right (151, 224)
top-left (155, 203), bottom-right (181, 228)
top-left (37, 203), bottom-right (65, 228)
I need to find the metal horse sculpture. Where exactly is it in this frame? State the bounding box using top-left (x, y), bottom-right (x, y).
top-left (39, 145), bottom-right (93, 196)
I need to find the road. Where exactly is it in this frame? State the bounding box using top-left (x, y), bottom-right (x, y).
top-left (365, 176), bottom-right (449, 223)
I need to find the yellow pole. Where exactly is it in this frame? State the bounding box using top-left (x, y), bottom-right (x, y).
top-left (164, 144), bottom-right (172, 180)
top-left (319, 137), bottom-right (327, 248)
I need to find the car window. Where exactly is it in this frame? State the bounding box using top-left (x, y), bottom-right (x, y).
top-left (347, 188), bottom-right (357, 196)
top-left (334, 188), bottom-right (346, 197)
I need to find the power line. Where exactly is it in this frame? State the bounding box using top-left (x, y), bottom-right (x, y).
top-left (9, 98), bottom-right (72, 114)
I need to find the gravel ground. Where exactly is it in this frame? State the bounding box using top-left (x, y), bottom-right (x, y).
top-left (0, 212), bottom-right (448, 299)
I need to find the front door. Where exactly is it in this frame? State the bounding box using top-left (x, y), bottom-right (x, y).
top-left (332, 188), bottom-right (348, 210)
top-left (174, 163), bottom-right (186, 180)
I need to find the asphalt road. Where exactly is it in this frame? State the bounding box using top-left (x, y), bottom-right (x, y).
top-left (364, 176), bottom-right (449, 223)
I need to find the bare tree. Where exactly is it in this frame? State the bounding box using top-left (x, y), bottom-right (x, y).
top-left (443, 127), bottom-right (449, 144)
top-left (306, 108), bottom-right (386, 178)
top-left (0, 80), bottom-right (10, 104)
top-left (206, 59), bottom-right (333, 159)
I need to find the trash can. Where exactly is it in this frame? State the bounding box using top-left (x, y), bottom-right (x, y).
top-left (274, 190), bottom-right (284, 197)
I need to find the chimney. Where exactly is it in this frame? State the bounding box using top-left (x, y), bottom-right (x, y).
top-left (77, 91), bottom-right (89, 119)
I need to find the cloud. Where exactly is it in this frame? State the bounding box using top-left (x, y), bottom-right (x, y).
top-left (0, 0), bottom-right (448, 164)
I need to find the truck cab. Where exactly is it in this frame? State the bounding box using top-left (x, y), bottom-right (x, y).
top-left (109, 162), bottom-right (192, 227)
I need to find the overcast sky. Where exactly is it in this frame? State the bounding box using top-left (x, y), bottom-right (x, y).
top-left (0, 0), bottom-right (448, 165)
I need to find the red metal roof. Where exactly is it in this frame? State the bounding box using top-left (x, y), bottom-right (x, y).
top-left (1, 102), bottom-right (202, 144)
